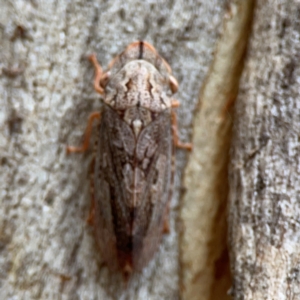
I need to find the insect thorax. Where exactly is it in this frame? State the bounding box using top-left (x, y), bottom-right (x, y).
top-left (104, 60), bottom-right (173, 115)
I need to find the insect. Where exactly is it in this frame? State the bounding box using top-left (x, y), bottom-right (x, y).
top-left (67, 41), bottom-right (192, 279)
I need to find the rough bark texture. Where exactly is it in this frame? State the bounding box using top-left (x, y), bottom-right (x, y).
top-left (228, 1), bottom-right (300, 299)
top-left (180, 1), bottom-right (254, 299)
top-left (0, 1), bottom-right (225, 299)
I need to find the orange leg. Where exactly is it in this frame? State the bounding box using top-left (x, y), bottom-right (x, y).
top-left (163, 203), bottom-right (171, 234)
top-left (86, 192), bottom-right (95, 226)
top-left (171, 99), bottom-right (180, 108)
top-left (86, 157), bottom-right (96, 226)
top-left (66, 112), bottom-right (101, 154)
top-left (163, 220), bottom-right (170, 234)
top-left (171, 110), bottom-right (193, 151)
top-left (88, 53), bottom-right (105, 95)
top-left (220, 95), bottom-right (235, 120)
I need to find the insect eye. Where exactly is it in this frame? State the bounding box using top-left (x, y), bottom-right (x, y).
top-left (169, 75), bottom-right (178, 94)
top-left (100, 72), bottom-right (110, 88)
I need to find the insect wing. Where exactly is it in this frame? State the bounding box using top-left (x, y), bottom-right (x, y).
top-left (132, 109), bottom-right (173, 269)
top-left (93, 105), bottom-right (173, 272)
top-left (93, 105), bottom-right (135, 271)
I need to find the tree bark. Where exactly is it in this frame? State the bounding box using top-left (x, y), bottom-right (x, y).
top-left (0, 1), bottom-right (225, 299)
top-left (228, 1), bottom-right (300, 299)
top-left (181, 0), bottom-right (254, 299)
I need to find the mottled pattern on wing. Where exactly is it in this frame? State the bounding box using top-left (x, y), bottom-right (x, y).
top-left (93, 104), bottom-right (172, 270)
top-left (93, 105), bottom-right (135, 270)
top-left (132, 108), bottom-right (173, 269)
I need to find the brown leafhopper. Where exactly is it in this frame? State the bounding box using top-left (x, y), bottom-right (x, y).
top-left (67, 41), bottom-right (191, 279)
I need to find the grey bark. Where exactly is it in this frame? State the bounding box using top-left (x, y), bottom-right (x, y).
top-left (0, 1), bottom-right (225, 299)
top-left (228, 1), bottom-right (300, 299)
top-left (181, 0), bottom-right (254, 299)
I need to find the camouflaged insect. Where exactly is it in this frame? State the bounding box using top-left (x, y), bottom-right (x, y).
top-left (67, 41), bottom-right (191, 279)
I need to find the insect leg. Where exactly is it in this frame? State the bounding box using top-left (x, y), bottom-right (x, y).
top-left (86, 157), bottom-right (95, 226)
top-left (171, 99), bottom-right (180, 108)
top-left (86, 196), bottom-right (95, 225)
top-left (162, 202), bottom-right (171, 234)
top-left (88, 53), bottom-right (105, 95)
top-left (171, 109), bottom-right (192, 151)
top-left (66, 112), bottom-right (101, 153)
